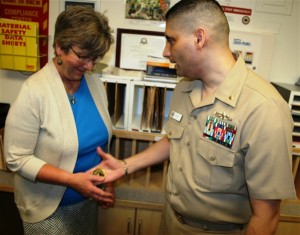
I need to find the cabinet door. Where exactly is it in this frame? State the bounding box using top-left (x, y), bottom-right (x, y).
top-left (98, 206), bottom-right (135, 235)
top-left (275, 221), bottom-right (300, 235)
top-left (135, 208), bottom-right (162, 235)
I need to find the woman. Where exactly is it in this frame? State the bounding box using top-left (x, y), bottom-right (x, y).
top-left (4, 6), bottom-right (114, 235)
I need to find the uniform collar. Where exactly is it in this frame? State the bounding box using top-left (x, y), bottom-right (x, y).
top-left (179, 56), bottom-right (248, 108)
top-left (215, 56), bottom-right (248, 107)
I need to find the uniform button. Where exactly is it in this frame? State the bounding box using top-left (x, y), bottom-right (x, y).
top-left (229, 96), bottom-right (234, 100)
top-left (203, 224), bottom-right (208, 230)
top-left (193, 115), bottom-right (197, 120)
top-left (179, 167), bottom-right (183, 172)
top-left (168, 131), bottom-right (172, 136)
top-left (186, 141), bottom-right (190, 146)
top-left (210, 155), bottom-right (216, 161)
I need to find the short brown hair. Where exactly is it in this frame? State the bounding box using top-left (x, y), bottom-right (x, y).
top-left (53, 5), bottom-right (114, 59)
top-left (165, 0), bottom-right (229, 43)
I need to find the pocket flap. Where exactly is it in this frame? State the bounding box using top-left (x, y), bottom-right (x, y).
top-left (165, 121), bottom-right (184, 139)
top-left (197, 138), bottom-right (235, 167)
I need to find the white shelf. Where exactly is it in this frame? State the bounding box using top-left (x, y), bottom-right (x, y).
top-left (272, 83), bottom-right (300, 146)
top-left (293, 122), bottom-right (300, 127)
top-left (292, 110), bottom-right (300, 116)
top-left (100, 76), bottom-right (176, 134)
top-left (291, 102), bottom-right (300, 106)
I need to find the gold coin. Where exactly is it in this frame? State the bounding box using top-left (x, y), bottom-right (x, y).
top-left (93, 168), bottom-right (106, 176)
top-left (92, 168), bottom-right (106, 190)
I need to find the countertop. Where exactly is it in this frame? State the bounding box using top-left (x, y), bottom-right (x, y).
top-left (0, 169), bottom-right (166, 205)
top-left (1, 170), bottom-right (299, 221)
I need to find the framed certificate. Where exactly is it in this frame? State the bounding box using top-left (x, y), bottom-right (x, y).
top-left (60, 0), bottom-right (100, 12)
top-left (115, 28), bottom-right (165, 71)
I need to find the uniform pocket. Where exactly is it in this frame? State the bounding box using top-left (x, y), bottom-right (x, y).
top-left (165, 120), bottom-right (185, 140)
top-left (195, 137), bottom-right (236, 191)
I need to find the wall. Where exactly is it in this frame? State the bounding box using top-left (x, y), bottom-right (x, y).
top-left (0, 0), bottom-right (299, 104)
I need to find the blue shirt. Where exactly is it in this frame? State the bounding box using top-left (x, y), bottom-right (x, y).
top-left (60, 77), bottom-right (108, 206)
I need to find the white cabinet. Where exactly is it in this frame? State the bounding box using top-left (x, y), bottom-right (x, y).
top-left (272, 82), bottom-right (300, 185)
top-left (272, 82), bottom-right (300, 148)
top-left (100, 76), bottom-right (176, 133)
top-left (101, 77), bottom-right (131, 130)
top-left (127, 80), bottom-right (175, 133)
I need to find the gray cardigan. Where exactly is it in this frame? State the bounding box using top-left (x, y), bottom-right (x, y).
top-left (4, 60), bottom-right (112, 223)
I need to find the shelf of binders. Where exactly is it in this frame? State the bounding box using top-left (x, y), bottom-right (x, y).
top-left (128, 80), bottom-right (175, 133)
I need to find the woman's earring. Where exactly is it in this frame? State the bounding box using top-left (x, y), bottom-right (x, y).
top-left (57, 56), bottom-right (63, 65)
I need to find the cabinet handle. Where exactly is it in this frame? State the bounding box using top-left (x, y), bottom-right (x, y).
top-left (138, 219), bottom-right (142, 235)
top-left (127, 218), bottom-right (131, 234)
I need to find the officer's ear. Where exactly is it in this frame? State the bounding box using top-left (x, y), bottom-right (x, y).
top-left (195, 27), bottom-right (205, 49)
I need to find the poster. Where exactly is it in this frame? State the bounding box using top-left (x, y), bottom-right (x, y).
top-left (125, 0), bottom-right (170, 22)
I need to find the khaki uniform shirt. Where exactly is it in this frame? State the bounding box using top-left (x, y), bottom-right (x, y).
top-left (164, 57), bottom-right (296, 224)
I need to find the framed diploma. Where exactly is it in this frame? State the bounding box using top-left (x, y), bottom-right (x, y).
top-left (60, 0), bottom-right (100, 12)
top-left (115, 28), bottom-right (166, 71)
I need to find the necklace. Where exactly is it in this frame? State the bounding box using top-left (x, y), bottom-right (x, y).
top-left (68, 94), bottom-right (76, 105)
top-left (63, 80), bottom-right (79, 105)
